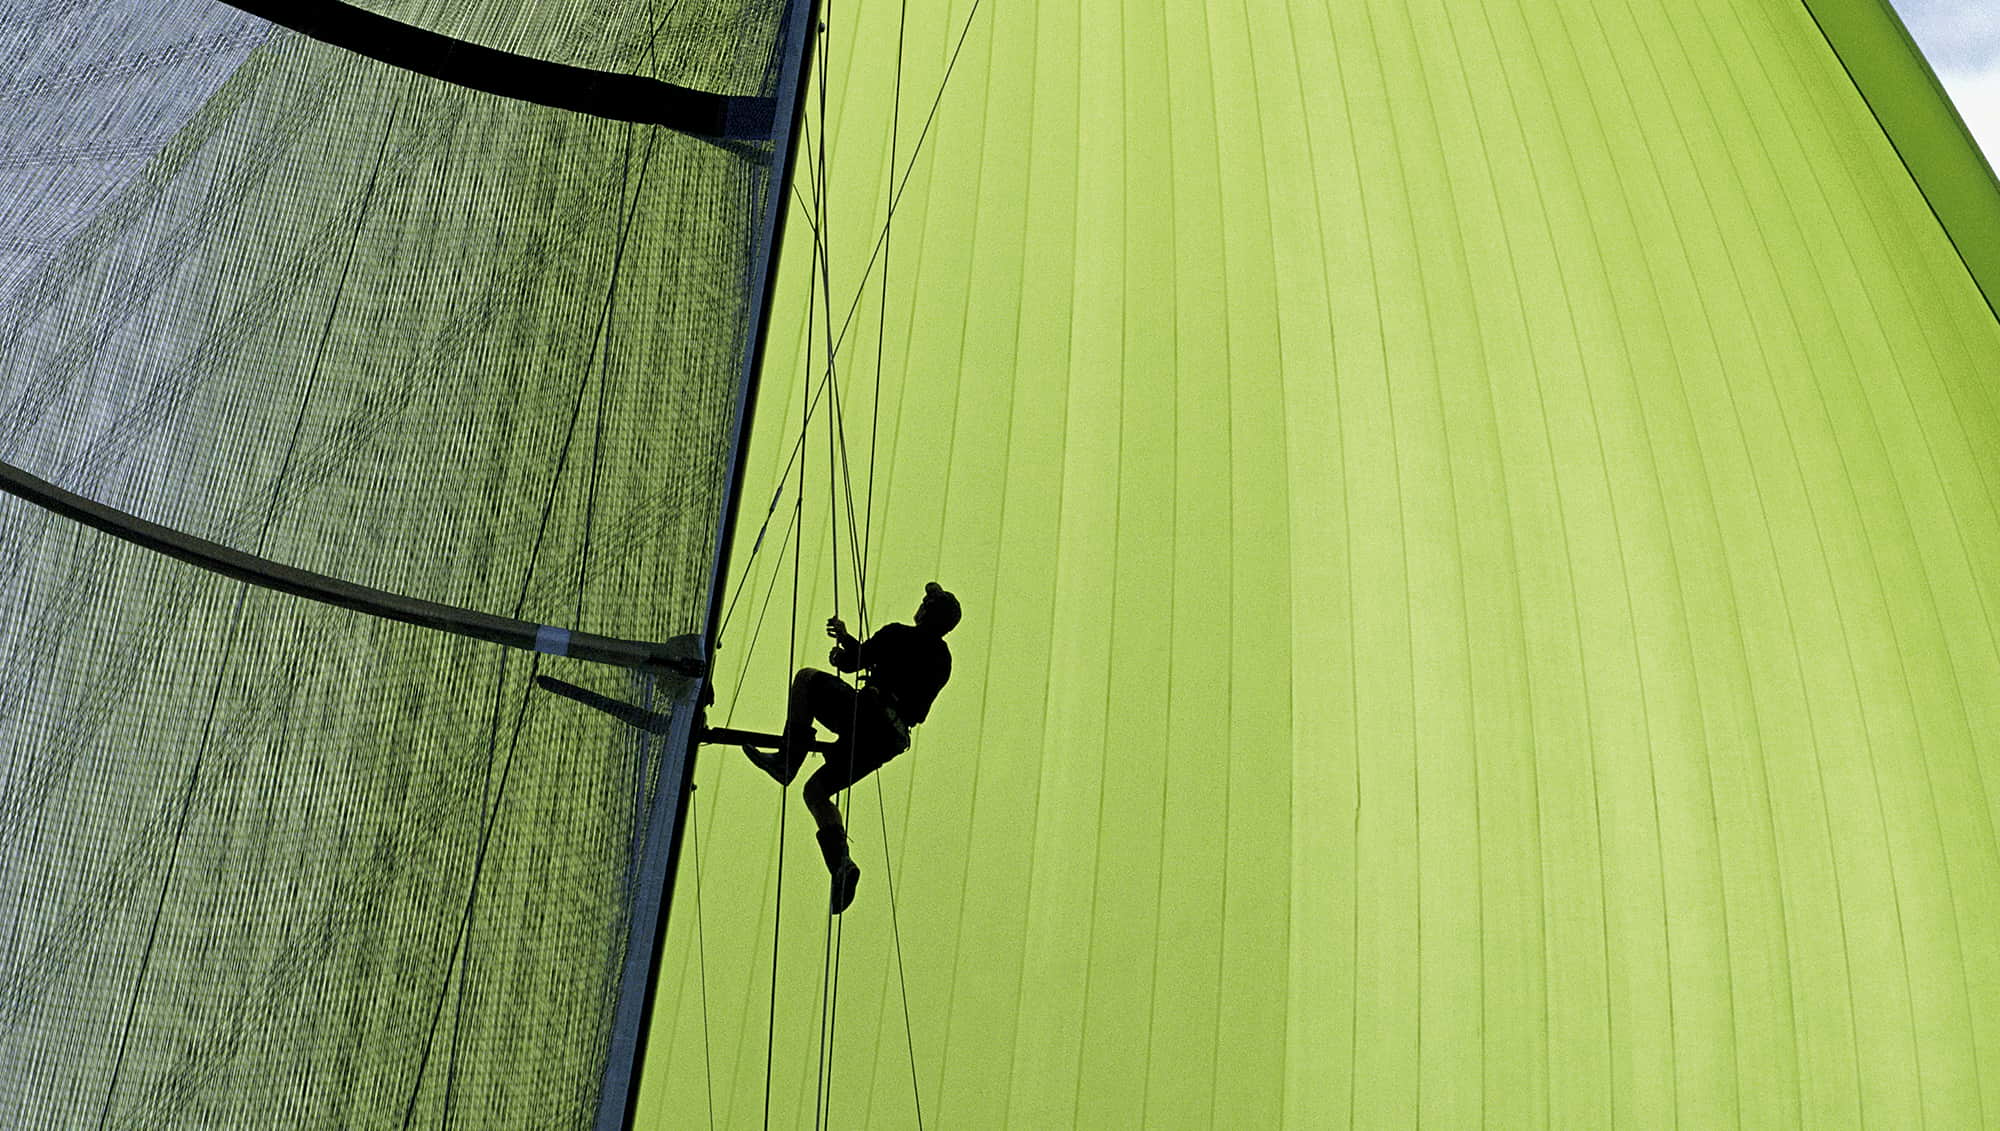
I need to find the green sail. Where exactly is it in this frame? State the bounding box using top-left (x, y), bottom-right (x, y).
top-left (644, 0), bottom-right (2000, 1126)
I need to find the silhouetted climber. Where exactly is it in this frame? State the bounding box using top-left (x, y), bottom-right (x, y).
top-left (742, 581), bottom-right (959, 914)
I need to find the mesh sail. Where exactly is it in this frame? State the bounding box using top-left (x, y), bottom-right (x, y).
top-left (0, 0), bottom-right (784, 1125)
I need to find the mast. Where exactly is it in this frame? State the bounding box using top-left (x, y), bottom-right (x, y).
top-left (596, 0), bottom-right (824, 1124)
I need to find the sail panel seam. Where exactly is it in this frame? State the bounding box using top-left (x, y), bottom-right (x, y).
top-left (221, 0), bottom-right (777, 139)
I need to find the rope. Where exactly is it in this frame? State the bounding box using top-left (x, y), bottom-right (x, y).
top-left (804, 0), bottom-right (941, 1117)
top-left (818, 886), bottom-right (847, 1128)
top-left (820, 0), bottom-right (840, 624)
top-left (876, 775), bottom-right (924, 1128)
top-left (762, 11), bottom-right (830, 1110)
top-left (713, 0), bottom-right (989, 641)
top-left (820, 0), bottom-right (988, 364)
top-left (711, 0), bottom-right (993, 1120)
top-left (689, 776), bottom-right (719, 1131)
top-left (808, 9), bottom-right (851, 1123)
top-left (715, 373), bottom-right (838, 641)
top-left (813, 906), bottom-right (840, 1129)
top-left (865, 5), bottom-right (924, 1115)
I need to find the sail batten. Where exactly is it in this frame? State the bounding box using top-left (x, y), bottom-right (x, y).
top-left (0, 459), bottom-right (707, 674)
top-left (220, 0), bottom-right (777, 138)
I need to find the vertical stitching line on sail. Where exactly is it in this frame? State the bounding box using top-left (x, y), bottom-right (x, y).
top-left (1739, 3), bottom-right (1974, 1118)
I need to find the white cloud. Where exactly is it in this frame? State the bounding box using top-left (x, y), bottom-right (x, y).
top-left (1934, 65), bottom-right (2000, 172)
top-left (1891, 0), bottom-right (2000, 72)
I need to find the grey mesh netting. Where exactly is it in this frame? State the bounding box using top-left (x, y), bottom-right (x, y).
top-left (0, 0), bottom-right (792, 1125)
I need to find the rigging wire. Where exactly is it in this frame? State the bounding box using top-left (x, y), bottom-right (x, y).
top-left (689, 774), bottom-right (719, 1131)
top-left (725, 497), bottom-right (805, 724)
top-left (805, 0), bottom-right (924, 1118)
top-left (761, 323), bottom-right (810, 1131)
top-left (806, 9), bottom-right (875, 1123)
top-left (760, 490), bottom-right (800, 1130)
top-left (706, 0), bottom-right (993, 1122)
top-left (713, 0), bottom-right (987, 642)
top-left (806, 7), bottom-right (841, 1120)
top-left (871, 0), bottom-right (924, 1121)
top-left (876, 774), bottom-right (926, 1129)
top-left (762, 17), bottom-right (831, 1106)
top-left (819, 0), bottom-right (986, 364)
top-left (761, 667), bottom-right (792, 1131)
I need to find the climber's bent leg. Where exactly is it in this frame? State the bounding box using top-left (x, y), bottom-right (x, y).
top-left (779, 668), bottom-right (853, 775)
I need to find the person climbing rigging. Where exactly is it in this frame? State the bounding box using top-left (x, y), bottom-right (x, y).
top-left (741, 581), bottom-right (959, 914)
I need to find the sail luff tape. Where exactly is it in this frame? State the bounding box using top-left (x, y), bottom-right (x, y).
top-left (534, 626), bottom-right (572, 656)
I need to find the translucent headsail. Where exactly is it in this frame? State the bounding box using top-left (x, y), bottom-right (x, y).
top-left (0, 0), bottom-right (794, 1125)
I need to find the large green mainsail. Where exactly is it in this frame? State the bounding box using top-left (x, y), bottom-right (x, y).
top-left (645, 0), bottom-right (2000, 1126)
top-left (0, 0), bottom-right (808, 1126)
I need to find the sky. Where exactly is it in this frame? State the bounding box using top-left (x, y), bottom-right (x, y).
top-left (1889, 0), bottom-right (2000, 168)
